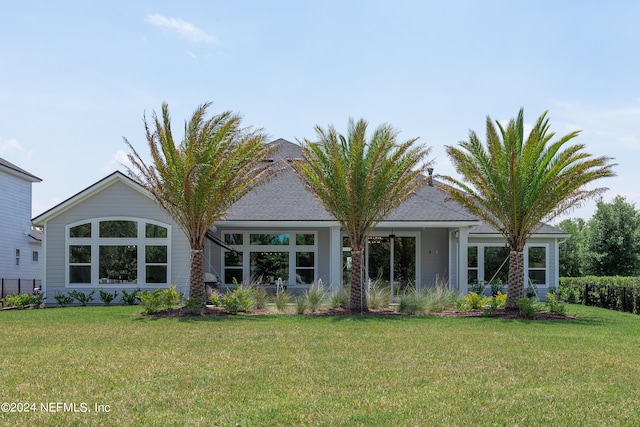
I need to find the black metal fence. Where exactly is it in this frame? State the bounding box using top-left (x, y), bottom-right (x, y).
top-left (1, 278), bottom-right (42, 301)
top-left (580, 283), bottom-right (640, 315)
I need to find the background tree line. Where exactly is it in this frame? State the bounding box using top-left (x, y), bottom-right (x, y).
top-left (557, 195), bottom-right (640, 277)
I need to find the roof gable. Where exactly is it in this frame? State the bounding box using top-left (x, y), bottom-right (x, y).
top-left (32, 171), bottom-right (151, 225)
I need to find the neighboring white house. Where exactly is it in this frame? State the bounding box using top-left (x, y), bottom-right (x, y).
top-left (0, 157), bottom-right (42, 297)
top-left (32, 139), bottom-right (569, 305)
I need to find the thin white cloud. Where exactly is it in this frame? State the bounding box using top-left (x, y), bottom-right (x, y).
top-left (0, 137), bottom-right (33, 160)
top-left (554, 100), bottom-right (640, 151)
top-left (146, 14), bottom-right (217, 44)
top-left (104, 150), bottom-right (133, 173)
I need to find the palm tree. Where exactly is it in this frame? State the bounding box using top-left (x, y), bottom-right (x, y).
top-left (124, 102), bottom-right (276, 304)
top-left (291, 118), bottom-right (431, 312)
top-left (439, 108), bottom-right (615, 308)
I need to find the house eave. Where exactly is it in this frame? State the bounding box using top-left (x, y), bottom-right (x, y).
top-left (469, 233), bottom-right (571, 239)
top-left (215, 220), bottom-right (482, 229)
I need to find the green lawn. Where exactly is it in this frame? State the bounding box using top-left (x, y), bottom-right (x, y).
top-left (1, 305), bottom-right (640, 426)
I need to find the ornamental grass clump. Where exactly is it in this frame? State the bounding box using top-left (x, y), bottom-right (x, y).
top-left (367, 279), bottom-right (391, 309)
top-left (398, 289), bottom-right (427, 315)
top-left (274, 291), bottom-right (292, 312)
top-left (305, 282), bottom-right (327, 312)
top-left (422, 285), bottom-right (459, 313)
top-left (250, 285), bottom-right (268, 310)
top-left (295, 295), bottom-right (307, 314)
top-left (330, 287), bottom-right (350, 309)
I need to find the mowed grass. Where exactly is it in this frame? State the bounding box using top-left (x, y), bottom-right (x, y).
top-left (2, 305), bottom-right (640, 426)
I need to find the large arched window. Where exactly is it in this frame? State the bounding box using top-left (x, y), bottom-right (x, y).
top-left (66, 218), bottom-right (171, 287)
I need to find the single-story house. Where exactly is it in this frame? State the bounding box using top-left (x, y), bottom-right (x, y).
top-left (32, 139), bottom-right (569, 305)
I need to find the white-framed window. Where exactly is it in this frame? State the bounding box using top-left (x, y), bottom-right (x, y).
top-left (526, 245), bottom-right (548, 286)
top-left (15, 249), bottom-right (20, 266)
top-left (467, 243), bottom-right (549, 287)
top-left (221, 231), bottom-right (317, 285)
top-left (32, 251), bottom-right (39, 262)
top-left (467, 244), bottom-right (509, 286)
top-left (65, 218), bottom-right (171, 287)
top-left (467, 246), bottom-right (478, 283)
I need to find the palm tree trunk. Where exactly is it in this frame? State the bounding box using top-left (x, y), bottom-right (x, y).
top-left (506, 250), bottom-right (525, 309)
top-left (349, 250), bottom-right (369, 313)
top-left (190, 248), bottom-right (206, 305)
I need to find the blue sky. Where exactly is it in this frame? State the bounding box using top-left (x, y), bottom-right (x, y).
top-left (1, 1), bottom-right (638, 221)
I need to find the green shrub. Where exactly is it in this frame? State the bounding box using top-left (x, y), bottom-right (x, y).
top-left (330, 287), bottom-right (349, 309)
top-left (494, 291), bottom-right (507, 307)
top-left (465, 292), bottom-right (489, 309)
top-left (221, 284), bottom-right (253, 314)
top-left (98, 289), bottom-right (118, 306)
top-left (482, 297), bottom-right (500, 317)
top-left (2, 293), bottom-right (42, 309)
top-left (68, 290), bottom-right (95, 306)
top-left (54, 292), bottom-right (74, 307)
top-left (367, 280), bottom-right (390, 309)
top-left (516, 297), bottom-right (538, 319)
top-left (546, 293), bottom-right (566, 316)
top-left (455, 297), bottom-right (472, 313)
top-left (138, 289), bottom-right (163, 315)
top-left (182, 297), bottom-right (203, 316)
top-left (559, 276), bottom-right (640, 313)
top-left (469, 281), bottom-right (485, 294)
top-left (305, 282), bottom-right (327, 312)
top-left (209, 291), bottom-right (222, 307)
top-left (121, 288), bottom-right (140, 305)
top-left (274, 291), bottom-right (292, 312)
top-left (457, 292), bottom-right (500, 314)
top-left (489, 280), bottom-right (504, 296)
top-left (160, 285), bottom-right (182, 309)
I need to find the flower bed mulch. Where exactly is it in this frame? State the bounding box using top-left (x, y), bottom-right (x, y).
top-left (139, 306), bottom-right (575, 320)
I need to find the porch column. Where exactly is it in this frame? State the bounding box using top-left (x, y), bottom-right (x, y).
top-left (329, 226), bottom-right (342, 292)
top-left (458, 227), bottom-right (469, 294)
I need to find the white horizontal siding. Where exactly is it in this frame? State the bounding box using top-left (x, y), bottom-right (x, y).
top-left (0, 171), bottom-right (41, 282)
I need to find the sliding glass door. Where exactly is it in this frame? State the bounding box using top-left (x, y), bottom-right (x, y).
top-left (343, 233), bottom-right (417, 298)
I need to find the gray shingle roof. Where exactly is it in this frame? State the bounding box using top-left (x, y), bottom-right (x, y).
top-left (0, 157), bottom-right (41, 182)
top-left (225, 139), bottom-right (478, 223)
top-left (224, 139), bottom-right (570, 236)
